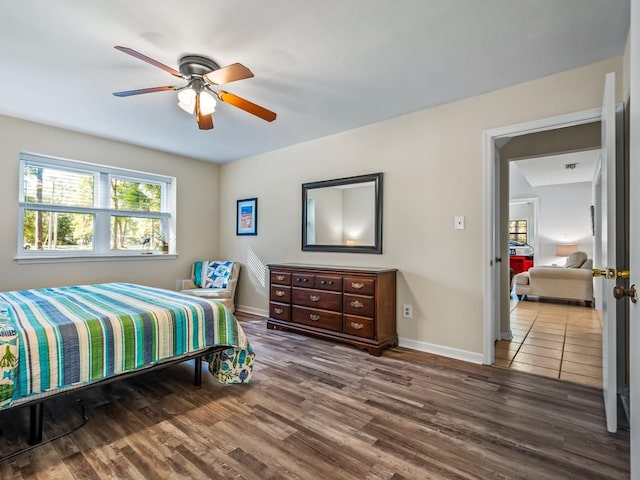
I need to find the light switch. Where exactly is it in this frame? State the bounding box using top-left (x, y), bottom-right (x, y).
top-left (454, 215), bottom-right (465, 230)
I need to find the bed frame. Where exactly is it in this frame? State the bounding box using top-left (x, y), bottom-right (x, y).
top-left (18, 346), bottom-right (228, 445)
top-left (1, 345), bottom-right (225, 459)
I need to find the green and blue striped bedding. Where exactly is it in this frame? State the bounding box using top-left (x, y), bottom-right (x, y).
top-left (0, 283), bottom-right (253, 409)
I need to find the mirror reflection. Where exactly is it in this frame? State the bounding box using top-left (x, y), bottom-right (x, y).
top-left (302, 172), bottom-right (382, 253)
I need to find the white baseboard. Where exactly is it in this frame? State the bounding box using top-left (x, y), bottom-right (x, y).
top-left (233, 309), bottom-right (483, 365)
top-left (398, 337), bottom-right (484, 365)
top-left (236, 304), bottom-right (268, 317)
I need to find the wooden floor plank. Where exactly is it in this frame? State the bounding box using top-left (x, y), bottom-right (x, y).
top-left (0, 314), bottom-right (629, 479)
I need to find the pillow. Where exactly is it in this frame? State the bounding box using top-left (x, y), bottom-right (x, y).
top-left (581, 258), bottom-right (593, 270)
top-left (193, 261), bottom-right (235, 289)
top-left (564, 251), bottom-right (588, 268)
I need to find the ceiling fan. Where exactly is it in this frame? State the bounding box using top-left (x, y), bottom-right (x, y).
top-left (112, 46), bottom-right (277, 130)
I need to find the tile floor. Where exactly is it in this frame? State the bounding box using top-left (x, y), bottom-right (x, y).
top-left (495, 297), bottom-right (602, 388)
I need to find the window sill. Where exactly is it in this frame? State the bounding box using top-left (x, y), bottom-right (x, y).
top-left (15, 253), bottom-right (178, 264)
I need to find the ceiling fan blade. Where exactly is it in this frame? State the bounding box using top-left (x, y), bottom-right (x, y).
top-left (198, 113), bottom-right (214, 130)
top-left (114, 46), bottom-right (183, 78)
top-left (113, 86), bottom-right (178, 97)
top-left (204, 63), bottom-right (254, 85)
top-left (217, 91), bottom-right (277, 122)
top-left (195, 93), bottom-right (214, 130)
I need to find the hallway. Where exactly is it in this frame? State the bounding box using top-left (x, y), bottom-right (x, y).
top-left (495, 298), bottom-right (602, 388)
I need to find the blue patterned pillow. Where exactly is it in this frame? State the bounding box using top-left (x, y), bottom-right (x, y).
top-left (193, 261), bottom-right (235, 289)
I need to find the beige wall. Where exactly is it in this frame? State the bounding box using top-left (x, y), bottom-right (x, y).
top-left (0, 115), bottom-right (220, 292)
top-left (220, 56), bottom-right (622, 357)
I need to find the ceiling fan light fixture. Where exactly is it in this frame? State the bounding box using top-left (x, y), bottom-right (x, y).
top-left (177, 86), bottom-right (216, 115)
top-left (199, 90), bottom-right (216, 115)
top-left (178, 101), bottom-right (195, 114)
top-left (178, 88), bottom-right (196, 114)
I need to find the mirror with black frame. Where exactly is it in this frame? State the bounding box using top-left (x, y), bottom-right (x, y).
top-left (302, 172), bottom-right (383, 253)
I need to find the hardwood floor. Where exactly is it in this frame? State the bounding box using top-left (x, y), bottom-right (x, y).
top-left (496, 297), bottom-right (603, 387)
top-left (0, 312), bottom-right (629, 479)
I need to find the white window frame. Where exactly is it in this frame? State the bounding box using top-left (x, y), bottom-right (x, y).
top-left (17, 152), bottom-right (177, 262)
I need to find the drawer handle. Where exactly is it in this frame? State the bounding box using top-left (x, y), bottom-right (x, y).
top-left (350, 322), bottom-right (364, 330)
top-left (275, 275), bottom-right (285, 281)
top-left (296, 278), bottom-right (309, 283)
top-left (309, 314), bottom-right (320, 321)
top-left (309, 295), bottom-right (320, 302)
top-left (275, 290), bottom-right (285, 297)
top-left (274, 307), bottom-right (284, 314)
top-left (350, 300), bottom-right (364, 308)
top-left (351, 282), bottom-right (364, 289)
top-left (319, 280), bottom-right (334, 285)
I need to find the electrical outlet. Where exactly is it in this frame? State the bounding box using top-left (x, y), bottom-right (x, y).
top-left (402, 304), bottom-right (413, 319)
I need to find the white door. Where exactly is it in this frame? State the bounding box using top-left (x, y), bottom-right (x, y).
top-left (629, 0), bottom-right (639, 474)
top-left (595, 72), bottom-right (618, 433)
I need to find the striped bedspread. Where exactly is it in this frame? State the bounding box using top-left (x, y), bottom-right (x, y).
top-left (0, 283), bottom-right (254, 409)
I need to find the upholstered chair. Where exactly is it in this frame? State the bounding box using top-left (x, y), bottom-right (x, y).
top-left (178, 261), bottom-right (240, 313)
top-left (513, 251), bottom-right (594, 306)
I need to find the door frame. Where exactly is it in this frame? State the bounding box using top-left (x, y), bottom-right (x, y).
top-left (482, 107), bottom-right (602, 364)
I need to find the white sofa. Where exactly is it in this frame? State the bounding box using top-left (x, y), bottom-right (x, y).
top-left (178, 261), bottom-right (240, 313)
top-left (513, 252), bottom-right (594, 307)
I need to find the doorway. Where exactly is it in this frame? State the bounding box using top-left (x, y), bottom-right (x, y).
top-left (483, 102), bottom-right (630, 428)
top-left (482, 107), bottom-right (602, 365)
top-left (498, 127), bottom-right (602, 387)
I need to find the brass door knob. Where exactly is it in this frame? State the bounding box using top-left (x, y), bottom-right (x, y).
top-left (613, 284), bottom-right (638, 303)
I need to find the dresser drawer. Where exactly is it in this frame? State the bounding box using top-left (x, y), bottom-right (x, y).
top-left (343, 294), bottom-right (375, 317)
top-left (315, 275), bottom-right (343, 292)
top-left (344, 276), bottom-right (375, 295)
top-left (292, 273), bottom-right (315, 288)
top-left (270, 285), bottom-right (291, 302)
top-left (343, 315), bottom-right (375, 339)
top-left (270, 271), bottom-right (291, 286)
top-left (269, 302), bottom-right (291, 321)
top-left (292, 288), bottom-right (342, 311)
top-left (292, 306), bottom-right (342, 332)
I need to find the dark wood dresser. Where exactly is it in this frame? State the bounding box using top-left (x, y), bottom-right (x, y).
top-left (267, 264), bottom-right (397, 355)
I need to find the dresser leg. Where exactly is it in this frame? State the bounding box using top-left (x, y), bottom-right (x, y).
top-left (366, 347), bottom-right (383, 356)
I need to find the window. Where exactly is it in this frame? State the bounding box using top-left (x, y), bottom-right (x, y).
top-left (18, 152), bottom-right (176, 258)
top-left (508, 219), bottom-right (528, 244)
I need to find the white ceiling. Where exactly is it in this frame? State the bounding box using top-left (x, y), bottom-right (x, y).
top-left (513, 149), bottom-right (601, 187)
top-left (0, 1), bottom-right (629, 163)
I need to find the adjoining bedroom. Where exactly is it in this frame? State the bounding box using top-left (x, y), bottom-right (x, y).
top-left (0, 1), bottom-right (638, 478)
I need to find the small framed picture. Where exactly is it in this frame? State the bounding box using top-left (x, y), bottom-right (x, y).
top-left (236, 198), bottom-right (258, 236)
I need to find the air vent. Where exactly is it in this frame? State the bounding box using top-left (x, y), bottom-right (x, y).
top-left (564, 162), bottom-right (579, 170)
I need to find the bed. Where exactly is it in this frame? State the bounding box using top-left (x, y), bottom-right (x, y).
top-left (0, 282), bottom-right (254, 447)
